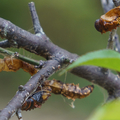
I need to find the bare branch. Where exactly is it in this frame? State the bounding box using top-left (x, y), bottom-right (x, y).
top-left (114, 34), bottom-right (120, 52)
top-left (0, 1), bottom-right (120, 119)
top-left (0, 18), bottom-right (78, 61)
top-left (113, 0), bottom-right (120, 6)
top-left (28, 2), bottom-right (42, 34)
top-left (28, 2), bottom-right (49, 40)
top-left (0, 2), bottom-right (119, 100)
top-left (101, 0), bottom-right (114, 13)
top-left (70, 66), bottom-right (120, 98)
top-left (107, 29), bottom-right (117, 49)
top-left (0, 60), bottom-right (60, 120)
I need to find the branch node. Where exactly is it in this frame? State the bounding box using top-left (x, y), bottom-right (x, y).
top-left (57, 65), bottom-right (61, 69)
top-left (18, 85), bottom-right (25, 91)
top-left (35, 60), bottom-right (46, 69)
top-left (16, 109), bottom-right (23, 120)
top-left (14, 52), bottom-right (19, 57)
top-left (100, 68), bottom-right (109, 75)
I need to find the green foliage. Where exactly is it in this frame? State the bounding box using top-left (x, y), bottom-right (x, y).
top-left (88, 99), bottom-right (120, 120)
top-left (60, 49), bottom-right (120, 75)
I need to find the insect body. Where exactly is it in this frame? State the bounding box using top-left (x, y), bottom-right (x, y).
top-left (0, 57), bottom-right (38, 75)
top-left (43, 79), bottom-right (94, 101)
top-left (0, 57), bottom-right (94, 110)
top-left (95, 6), bottom-right (120, 33)
top-left (21, 86), bottom-right (52, 111)
top-left (22, 79), bottom-right (94, 111)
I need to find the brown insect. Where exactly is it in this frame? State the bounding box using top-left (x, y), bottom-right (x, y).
top-left (0, 57), bottom-right (38, 76)
top-left (43, 79), bottom-right (94, 101)
top-left (21, 86), bottom-right (52, 111)
top-left (22, 79), bottom-right (94, 111)
top-left (0, 57), bottom-right (94, 110)
top-left (95, 6), bottom-right (120, 33)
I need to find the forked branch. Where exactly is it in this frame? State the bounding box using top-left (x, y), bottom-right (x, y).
top-left (0, 1), bottom-right (120, 120)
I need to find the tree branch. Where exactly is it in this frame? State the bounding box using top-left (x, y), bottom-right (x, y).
top-left (0, 15), bottom-right (119, 99)
top-left (28, 2), bottom-right (49, 39)
top-left (0, 60), bottom-right (60, 120)
top-left (0, 1), bottom-right (120, 119)
top-left (115, 35), bottom-right (120, 52)
top-left (70, 66), bottom-right (120, 99)
top-left (101, 0), bottom-right (114, 13)
top-left (113, 0), bottom-right (120, 6)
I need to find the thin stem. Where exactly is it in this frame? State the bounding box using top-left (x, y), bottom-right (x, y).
top-left (107, 29), bottom-right (117, 49)
top-left (101, 0), bottom-right (114, 13)
top-left (114, 35), bottom-right (120, 52)
top-left (28, 2), bottom-right (44, 35)
top-left (100, 0), bottom-right (116, 74)
top-left (0, 47), bottom-right (40, 65)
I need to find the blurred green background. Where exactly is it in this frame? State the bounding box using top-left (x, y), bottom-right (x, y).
top-left (0, 0), bottom-right (110, 120)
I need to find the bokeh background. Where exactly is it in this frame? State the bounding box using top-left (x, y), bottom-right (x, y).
top-left (0, 0), bottom-right (111, 120)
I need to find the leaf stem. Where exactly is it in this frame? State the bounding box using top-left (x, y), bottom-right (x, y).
top-left (0, 47), bottom-right (40, 66)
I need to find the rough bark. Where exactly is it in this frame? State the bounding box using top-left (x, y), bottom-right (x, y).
top-left (0, 1), bottom-right (120, 119)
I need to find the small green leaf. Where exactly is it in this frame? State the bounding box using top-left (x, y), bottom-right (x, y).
top-left (60, 49), bottom-right (120, 75)
top-left (88, 99), bottom-right (120, 120)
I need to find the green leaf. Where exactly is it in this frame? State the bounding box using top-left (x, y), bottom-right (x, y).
top-left (60, 49), bottom-right (120, 75)
top-left (88, 99), bottom-right (120, 120)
